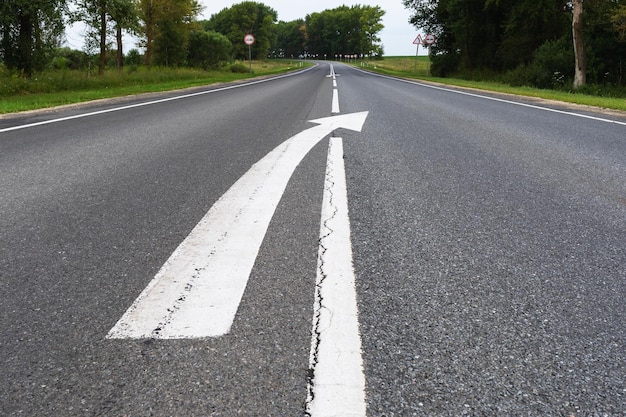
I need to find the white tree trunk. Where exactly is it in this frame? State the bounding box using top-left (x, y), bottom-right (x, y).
top-left (572, 0), bottom-right (586, 89)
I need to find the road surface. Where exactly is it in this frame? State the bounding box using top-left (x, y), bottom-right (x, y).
top-left (1, 62), bottom-right (624, 416)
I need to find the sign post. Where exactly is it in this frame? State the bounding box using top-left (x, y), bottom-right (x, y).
top-left (424, 34), bottom-right (436, 75)
top-left (244, 34), bottom-right (255, 74)
top-left (413, 34), bottom-right (423, 73)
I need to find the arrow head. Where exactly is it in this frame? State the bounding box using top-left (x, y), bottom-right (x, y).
top-left (309, 111), bottom-right (369, 133)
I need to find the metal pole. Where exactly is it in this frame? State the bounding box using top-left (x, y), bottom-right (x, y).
top-left (414, 43), bottom-right (419, 73)
top-left (248, 44), bottom-right (252, 74)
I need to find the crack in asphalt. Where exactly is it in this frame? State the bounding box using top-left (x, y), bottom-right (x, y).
top-left (306, 138), bottom-right (339, 415)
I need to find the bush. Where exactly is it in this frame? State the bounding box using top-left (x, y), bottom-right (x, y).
top-left (504, 37), bottom-right (573, 89)
top-left (575, 83), bottom-right (626, 97)
top-left (51, 57), bottom-right (69, 70)
top-left (430, 51), bottom-right (461, 77)
top-left (230, 63), bottom-right (250, 73)
top-left (188, 30), bottom-right (233, 69)
top-left (50, 48), bottom-right (90, 70)
top-left (125, 49), bottom-right (143, 66)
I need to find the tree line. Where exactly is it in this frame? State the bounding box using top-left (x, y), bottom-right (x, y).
top-left (403, 0), bottom-right (626, 89)
top-left (0, 0), bottom-right (385, 77)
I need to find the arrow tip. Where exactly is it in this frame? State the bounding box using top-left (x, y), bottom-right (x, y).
top-left (309, 111), bottom-right (369, 132)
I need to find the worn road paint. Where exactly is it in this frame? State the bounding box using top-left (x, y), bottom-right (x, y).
top-left (107, 112), bottom-right (368, 339)
top-left (306, 137), bottom-right (367, 417)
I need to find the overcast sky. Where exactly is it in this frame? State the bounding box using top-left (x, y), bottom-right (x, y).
top-left (65, 1), bottom-right (422, 56)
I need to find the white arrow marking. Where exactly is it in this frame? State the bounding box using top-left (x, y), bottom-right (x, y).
top-left (107, 111), bottom-right (369, 339)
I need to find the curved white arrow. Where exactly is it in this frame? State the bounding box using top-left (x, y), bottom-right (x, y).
top-left (108, 111), bottom-right (369, 339)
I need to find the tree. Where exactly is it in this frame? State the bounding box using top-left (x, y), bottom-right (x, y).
top-left (572, 0), bottom-right (585, 88)
top-left (494, 0), bottom-right (570, 70)
top-left (72, 0), bottom-right (109, 74)
top-left (0, 0), bottom-right (66, 76)
top-left (360, 6), bottom-right (385, 57)
top-left (138, 0), bottom-right (155, 64)
top-left (612, 5), bottom-right (626, 41)
top-left (404, 0), bottom-right (625, 86)
top-left (403, 0), bottom-right (572, 75)
top-left (204, 2), bottom-right (277, 60)
top-left (273, 20), bottom-right (306, 58)
top-left (109, 0), bottom-right (140, 71)
top-left (72, 0), bottom-right (138, 74)
top-left (187, 30), bottom-right (232, 68)
top-left (305, 5), bottom-right (385, 58)
top-left (581, 0), bottom-right (626, 86)
top-left (139, 0), bottom-right (201, 66)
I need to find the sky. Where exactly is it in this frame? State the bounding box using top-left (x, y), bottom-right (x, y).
top-left (65, 1), bottom-right (422, 57)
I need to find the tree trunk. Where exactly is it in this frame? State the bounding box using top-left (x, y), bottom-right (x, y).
top-left (17, 11), bottom-right (34, 77)
top-left (572, 0), bottom-right (585, 89)
top-left (2, 25), bottom-right (11, 67)
top-left (99, 6), bottom-right (107, 75)
top-left (117, 25), bottom-right (123, 72)
top-left (144, 3), bottom-right (153, 66)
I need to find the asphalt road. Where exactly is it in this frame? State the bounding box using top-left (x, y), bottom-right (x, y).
top-left (1, 62), bottom-right (624, 416)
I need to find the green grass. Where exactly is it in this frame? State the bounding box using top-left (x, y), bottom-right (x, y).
top-left (360, 56), bottom-right (626, 112)
top-left (0, 60), bottom-right (308, 114)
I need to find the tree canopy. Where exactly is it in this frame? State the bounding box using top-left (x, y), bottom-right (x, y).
top-left (187, 29), bottom-right (232, 69)
top-left (403, 0), bottom-right (626, 87)
top-left (140, 0), bottom-right (202, 66)
top-left (5, 0), bottom-right (623, 91)
top-left (1, 1), bottom-right (386, 74)
top-left (305, 5), bottom-right (385, 58)
top-left (273, 19), bottom-right (306, 58)
top-left (0, 0), bottom-right (66, 76)
top-left (203, 1), bottom-right (278, 60)
top-left (72, 0), bottom-right (139, 73)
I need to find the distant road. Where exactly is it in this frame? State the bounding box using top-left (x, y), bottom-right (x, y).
top-left (1, 62), bottom-right (624, 416)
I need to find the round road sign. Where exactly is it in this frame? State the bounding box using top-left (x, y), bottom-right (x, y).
top-left (244, 34), bottom-right (255, 45)
top-left (424, 34), bottom-right (436, 45)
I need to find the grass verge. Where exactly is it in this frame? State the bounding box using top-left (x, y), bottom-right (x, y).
top-left (0, 60), bottom-right (308, 114)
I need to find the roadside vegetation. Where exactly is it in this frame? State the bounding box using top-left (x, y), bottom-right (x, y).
top-left (1, 0), bottom-right (383, 114)
top-left (1, 1), bottom-right (625, 115)
top-left (362, 56), bottom-right (626, 112)
top-left (0, 59), bottom-right (305, 114)
top-left (400, 1), bottom-right (626, 99)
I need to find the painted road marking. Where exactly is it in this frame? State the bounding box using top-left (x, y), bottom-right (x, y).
top-left (332, 89), bottom-right (340, 114)
top-left (327, 64), bottom-right (337, 79)
top-left (306, 137), bottom-right (367, 417)
top-left (352, 66), bottom-right (626, 126)
top-left (107, 112), bottom-right (369, 339)
top-left (330, 65), bottom-right (340, 114)
top-left (0, 66), bottom-right (317, 134)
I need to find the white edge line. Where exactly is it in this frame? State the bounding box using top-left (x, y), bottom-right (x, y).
top-left (0, 65), bottom-right (319, 134)
top-left (351, 66), bottom-right (626, 126)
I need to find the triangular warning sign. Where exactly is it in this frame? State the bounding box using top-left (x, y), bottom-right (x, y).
top-left (413, 34), bottom-right (424, 45)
